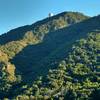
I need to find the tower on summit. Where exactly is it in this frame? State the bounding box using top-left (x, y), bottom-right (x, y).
top-left (48, 13), bottom-right (54, 17)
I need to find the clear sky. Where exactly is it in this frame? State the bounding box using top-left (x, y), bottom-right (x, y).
top-left (0, 0), bottom-right (100, 34)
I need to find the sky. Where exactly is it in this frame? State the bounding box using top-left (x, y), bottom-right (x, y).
top-left (0, 0), bottom-right (100, 34)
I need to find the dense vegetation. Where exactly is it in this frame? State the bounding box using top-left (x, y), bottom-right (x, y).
top-left (0, 12), bottom-right (100, 99)
top-left (13, 32), bottom-right (100, 100)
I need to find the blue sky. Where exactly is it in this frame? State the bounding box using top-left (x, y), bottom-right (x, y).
top-left (0, 0), bottom-right (100, 34)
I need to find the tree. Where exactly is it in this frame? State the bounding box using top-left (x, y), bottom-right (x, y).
top-left (90, 89), bottom-right (100, 100)
top-left (64, 90), bottom-right (77, 100)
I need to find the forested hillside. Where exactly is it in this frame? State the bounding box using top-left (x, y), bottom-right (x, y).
top-left (14, 32), bottom-right (100, 100)
top-left (0, 12), bottom-right (100, 99)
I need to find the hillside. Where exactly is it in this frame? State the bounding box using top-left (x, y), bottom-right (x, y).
top-left (0, 12), bottom-right (100, 99)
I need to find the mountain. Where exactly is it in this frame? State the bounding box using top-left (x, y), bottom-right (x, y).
top-left (11, 14), bottom-right (100, 82)
top-left (0, 12), bottom-right (100, 99)
top-left (0, 12), bottom-right (89, 81)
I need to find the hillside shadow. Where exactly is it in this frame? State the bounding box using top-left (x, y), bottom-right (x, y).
top-left (11, 15), bottom-right (100, 83)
